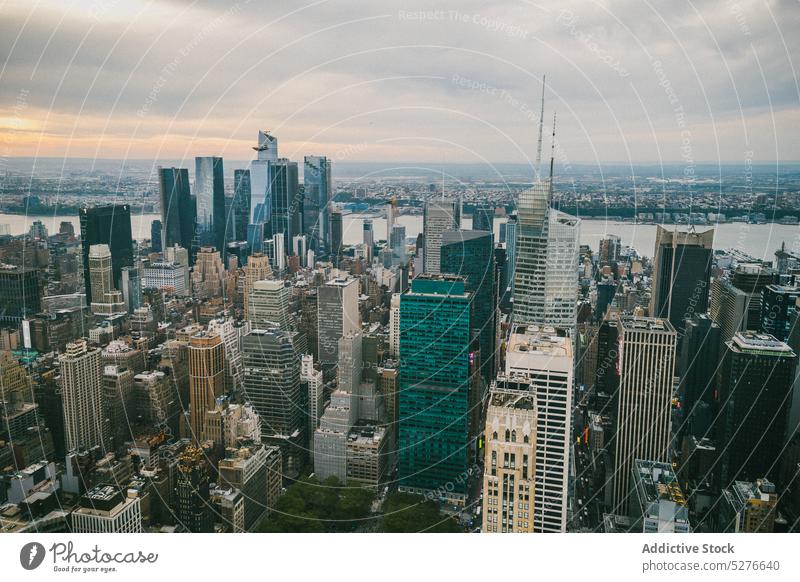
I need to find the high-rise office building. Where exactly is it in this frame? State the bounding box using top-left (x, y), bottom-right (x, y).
top-left (191, 247), bottom-right (225, 300)
top-left (389, 294), bottom-right (400, 358)
top-left (0, 265), bottom-right (41, 321)
top-left (150, 219), bottom-right (162, 252)
top-left (650, 227), bottom-right (714, 334)
top-left (612, 317), bottom-right (677, 515)
top-left (59, 339), bottom-right (106, 452)
top-left (544, 210), bottom-right (581, 329)
top-left (218, 444), bottom-right (281, 531)
top-left (716, 331), bottom-right (796, 487)
top-left (272, 232), bottom-right (287, 272)
top-left (440, 229), bottom-right (496, 379)
top-left (158, 167), bottom-right (195, 263)
top-left (398, 275), bottom-right (472, 505)
top-left (267, 159), bottom-right (301, 256)
top-left (247, 279), bottom-right (289, 330)
top-left (760, 284), bottom-right (800, 341)
top-left (390, 224), bottom-right (406, 266)
top-left (629, 460), bottom-right (691, 533)
top-left (302, 354), bottom-right (324, 457)
top-left (175, 445), bottom-right (214, 532)
top-left (598, 234), bottom-right (622, 265)
top-left (120, 265), bottom-right (142, 314)
top-left (242, 329), bottom-right (304, 475)
top-left (330, 209), bottom-right (343, 262)
top-left (481, 387), bottom-right (537, 533)
top-left (232, 169), bottom-right (251, 242)
top-left (72, 486), bottom-right (143, 533)
top-left (303, 155), bottom-right (332, 253)
top-left (717, 478), bottom-right (778, 533)
top-left (362, 219), bottom-right (374, 259)
top-left (711, 263), bottom-right (777, 347)
top-left (504, 325), bottom-right (573, 532)
top-left (79, 204), bottom-right (134, 303)
top-left (317, 276), bottom-right (360, 366)
top-left (242, 252), bottom-right (273, 321)
top-left (386, 197), bottom-right (399, 241)
top-left (472, 204), bottom-right (494, 233)
top-left (503, 213), bottom-right (518, 304)
top-left (678, 313), bottom-right (721, 438)
top-left (422, 197), bottom-right (459, 274)
top-left (194, 156), bottom-right (226, 253)
top-left (249, 130), bottom-right (278, 225)
top-left (102, 365), bottom-right (134, 455)
top-left (88, 243), bottom-right (114, 300)
top-left (188, 332), bottom-right (225, 442)
top-left (512, 180), bottom-right (549, 324)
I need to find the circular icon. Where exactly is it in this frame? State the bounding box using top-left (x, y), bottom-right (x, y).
top-left (20, 542), bottom-right (46, 570)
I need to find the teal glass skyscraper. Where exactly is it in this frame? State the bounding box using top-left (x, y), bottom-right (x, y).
top-left (398, 275), bottom-right (472, 504)
top-left (440, 229), bottom-right (495, 379)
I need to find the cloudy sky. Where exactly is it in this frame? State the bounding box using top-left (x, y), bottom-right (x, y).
top-left (1, 0), bottom-right (798, 167)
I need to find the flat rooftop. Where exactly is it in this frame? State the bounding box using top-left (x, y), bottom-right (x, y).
top-left (507, 325), bottom-right (572, 358)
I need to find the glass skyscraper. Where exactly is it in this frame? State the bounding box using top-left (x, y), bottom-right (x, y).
top-left (79, 204), bottom-right (134, 304)
top-left (158, 167), bottom-right (195, 263)
top-left (398, 275), bottom-right (472, 503)
top-left (440, 229), bottom-right (496, 380)
top-left (303, 155), bottom-right (331, 253)
top-left (232, 169), bottom-right (251, 242)
top-left (194, 156), bottom-right (226, 253)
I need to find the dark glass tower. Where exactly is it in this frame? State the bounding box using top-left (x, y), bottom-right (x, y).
top-left (398, 275), bottom-right (472, 501)
top-left (760, 284), bottom-right (800, 341)
top-left (194, 156), bottom-right (226, 253)
top-left (303, 155), bottom-right (331, 253)
top-left (330, 209), bottom-right (343, 262)
top-left (440, 229), bottom-right (495, 380)
top-left (679, 313), bottom-right (721, 438)
top-left (79, 204), bottom-right (134, 303)
top-left (268, 159), bottom-right (301, 255)
top-left (715, 331), bottom-right (796, 487)
top-left (150, 219), bottom-right (162, 252)
top-left (158, 167), bottom-right (195, 262)
top-left (232, 169), bottom-right (251, 242)
top-left (650, 226), bottom-right (714, 335)
top-left (472, 204), bottom-right (494, 233)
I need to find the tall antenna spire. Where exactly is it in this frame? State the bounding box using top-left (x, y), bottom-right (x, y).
top-left (548, 111), bottom-right (556, 200)
top-left (535, 75), bottom-right (546, 180)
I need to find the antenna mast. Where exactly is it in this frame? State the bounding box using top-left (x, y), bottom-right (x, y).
top-left (535, 75), bottom-right (546, 180)
top-left (548, 112), bottom-right (556, 200)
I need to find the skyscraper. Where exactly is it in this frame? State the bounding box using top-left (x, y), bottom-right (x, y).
top-left (188, 332), bottom-right (225, 442)
top-left (194, 156), bottom-right (226, 253)
top-left (611, 317), bottom-right (677, 515)
top-left (303, 155), bottom-right (332, 253)
top-left (472, 204), bottom-right (494, 233)
top-left (267, 159), bottom-right (301, 255)
top-left (504, 325), bottom-right (573, 532)
top-left (59, 339), bottom-right (106, 452)
top-left (88, 244), bottom-right (114, 301)
top-left (317, 276), bottom-right (360, 366)
top-left (711, 263), bottom-right (777, 348)
top-left (715, 331), bottom-right (796, 487)
top-left (678, 313), bottom-right (721, 438)
top-left (440, 229), bottom-right (496, 379)
top-left (232, 169), bottom-right (251, 242)
top-left (242, 252), bottom-right (273, 321)
top-left (362, 219), bottom-right (374, 254)
top-left (249, 130), bottom-right (278, 225)
top-left (398, 274), bottom-right (472, 505)
top-left (386, 197), bottom-right (399, 241)
top-left (330, 208), bottom-right (343, 262)
top-left (481, 387), bottom-right (537, 533)
top-left (158, 167), bottom-right (195, 263)
top-left (390, 224), bottom-right (406, 266)
top-left (150, 219), bottom-right (162, 252)
top-left (175, 445), bottom-right (214, 532)
top-left (650, 226), bottom-right (714, 334)
top-left (247, 279), bottom-right (289, 330)
top-left (422, 197), bottom-right (459, 274)
top-left (760, 284), bottom-right (800, 341)
top-left (242, 329), bottom-right (304, 474)
top-left (513, 179), bottom-right (549, 324)
top-left (79, 204), bottom-right (134, 304)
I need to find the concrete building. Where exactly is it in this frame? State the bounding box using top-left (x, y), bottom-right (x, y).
top-left (247, 279), bottom-right (289, 330)
top-left (142, 261), bottom-right (187, 296)
top-left (218, 444), bottom-right (282, 530)
top-left (718, 478), bottom-right (778, 533)
top-left (629, 459), bottom-right (691, 533)
top-left (503, 325), bottom-right (573, 532)
top-left (612, 317), bottom-right (677, 516)
top-left (346, 424), bottom-right (390, 486)
top-left (317, 276), bottom-right (360, 366)
top-left (59, 340), bottom-right (106, 453)
top-left (188, 332), bottom-right (225, 443)
top-left (482, 388), bottom-right (537, 533)
top-left (72, 486), bottom-right (143, 533)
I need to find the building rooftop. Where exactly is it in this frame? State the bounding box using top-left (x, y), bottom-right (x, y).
top-left (621, 316), bottom-right (675, 333)
top-left (633, 459), bottom-right (687, 507)
top-left (507, 325), bottom-right (572, 358)
top-left (489, 389), bottom-right (536, 411)
top-left (730, 331), bottom-right (794, 355)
